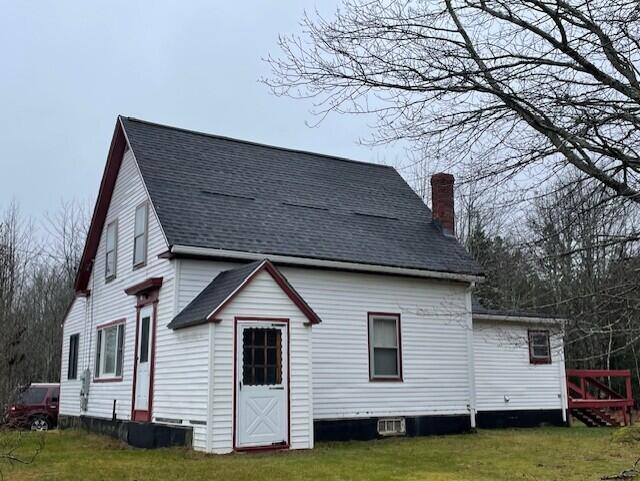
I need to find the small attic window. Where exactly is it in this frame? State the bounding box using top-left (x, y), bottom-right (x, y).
top-left (105, 221), bottom-right (117, 281)
top-left (133, 203), bottom-right (148, 267)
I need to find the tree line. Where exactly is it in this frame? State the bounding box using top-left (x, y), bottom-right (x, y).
top-left (0, 201), bottom-right (86, 413)
top-left (462, 176), bottom-right (640, 382)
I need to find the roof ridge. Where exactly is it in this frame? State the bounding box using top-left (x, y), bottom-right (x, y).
top-left (120, 115), bottom-right (395, 170)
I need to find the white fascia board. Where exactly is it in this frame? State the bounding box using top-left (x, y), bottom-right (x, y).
top-left (169, 245), bottom-right (485, 284)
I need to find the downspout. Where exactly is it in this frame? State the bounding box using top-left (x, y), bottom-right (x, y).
top-left (557, 324), bottom-right (569, 424)
top-left (465, 282), bottom-right (477, 429)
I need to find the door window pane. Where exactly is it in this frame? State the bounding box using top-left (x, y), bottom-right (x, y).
top-left (242, 328), bottom-right (282, 386)
top-left (140, 316), bottom-right (150, 363)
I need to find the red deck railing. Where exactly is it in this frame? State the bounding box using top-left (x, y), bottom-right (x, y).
top-left (566, 369), bottom-right (634, 426)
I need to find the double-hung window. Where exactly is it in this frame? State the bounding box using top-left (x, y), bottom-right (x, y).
top-left (95, 322), bottom-right (125, 379)
top-left (67, 334), bottom-right (80, 380)
top-left (368, 313), bottom-right (402, 381)
top-left (529, 330), bottom-right (551, 364)
top-left (105, 221), bottom-right (117, 281)
top-left (133, 203), bottom-right (148, 267)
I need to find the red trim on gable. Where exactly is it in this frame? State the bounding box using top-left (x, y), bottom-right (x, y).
top-left (205, 260), bottom-right (321, 326)
top-left (263, 262), bottom-right (321, 326)
top-left (75, 117), bottom-right (129, 293)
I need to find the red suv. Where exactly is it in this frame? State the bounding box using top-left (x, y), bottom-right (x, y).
top-left (5, 383), bottom-right (60, 431)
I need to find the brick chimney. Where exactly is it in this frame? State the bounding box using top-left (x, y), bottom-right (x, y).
top-left (431, 173), bottom-right (455, 236)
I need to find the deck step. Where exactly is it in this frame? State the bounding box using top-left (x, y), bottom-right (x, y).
top-left (572, 408), bottom-right (623, 427)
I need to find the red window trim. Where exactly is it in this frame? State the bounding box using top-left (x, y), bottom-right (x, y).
top-left (96, 318), bottom-right (126, 330)
top-left (94, 319), bottom-right (126, 382)
top-left (528, 329), bottom-right (552, 365)
top-left (367, 312), bottom-right (403, 382)
top-left (94, 377), bottom-right (124, 383)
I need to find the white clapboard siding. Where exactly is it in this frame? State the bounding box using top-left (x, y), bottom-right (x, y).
top-left (177, 259), bottom-right (473, 424)
top-left (64, 147), bottom-right (173, 421)
top-left (60, 297), bottom-right (87, 416)
top-left (209, 269), bottom-right (313, 454)
top-left (282, 267), bottom-right (471, 419)
top-left (473, 320), bottom-right (566, 412)
top-left (153, 320), bottom-right (210, 451)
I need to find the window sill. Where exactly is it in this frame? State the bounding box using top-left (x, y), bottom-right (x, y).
top-left (530, 359), bottom-right (552, 365)
top-left (369, 376), bottom-right (403, 382)
top-left (93, 376), bottom-right (123, 383)
top-left (133, 261), bottom-right (147, 271)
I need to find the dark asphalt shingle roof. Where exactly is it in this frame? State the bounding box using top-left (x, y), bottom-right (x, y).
top-left (121, 117), bottom-right (483, 276)
top-left (168, 260), bottom-right (264, 329)
top-left (168, 260), bottom-right (322, 329)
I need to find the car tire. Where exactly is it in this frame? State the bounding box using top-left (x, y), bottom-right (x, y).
top-left (30, 415), bottom-right (50, 432)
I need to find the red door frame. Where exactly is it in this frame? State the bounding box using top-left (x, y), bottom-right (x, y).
top-left (130, 288), bottom-right (159, 423)
top-left (232, 317), bottom-right (291, 452)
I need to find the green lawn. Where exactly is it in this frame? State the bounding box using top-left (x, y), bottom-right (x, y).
top-left (1, 427), bottom-right (637, 481)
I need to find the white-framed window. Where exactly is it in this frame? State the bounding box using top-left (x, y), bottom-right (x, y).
top-left (95, 322), bottom-right (125, 379)
top-left (368, 313), bottom-right (402, 381)
top-left (529, 330), bottom-right (552, 364)
top-left (133, 203), bottom-right (148, 267)
top-left (105, 221), bottom-right (117, 280)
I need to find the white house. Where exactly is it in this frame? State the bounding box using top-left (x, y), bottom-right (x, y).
top-left (59, 116), bottom-right (567, 453)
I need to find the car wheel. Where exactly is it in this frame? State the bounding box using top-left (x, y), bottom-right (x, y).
top-left (30, 416), bottom-right (49, 432)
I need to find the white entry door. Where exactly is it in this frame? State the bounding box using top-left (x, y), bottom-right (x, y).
top-left (134, 305), bottom-right (153, 415)
top-left (236, 321), bottom-right (288, 448)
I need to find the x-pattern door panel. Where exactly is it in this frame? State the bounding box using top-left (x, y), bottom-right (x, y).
top-left (236, 321), bottom-right (288, 448)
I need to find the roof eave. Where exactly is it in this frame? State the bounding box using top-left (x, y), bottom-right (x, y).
top-left (169, 259), bottom-right (322, 330)
top-left (473, 313), bottom-right (566, 325)
top-left (169, 244), bottom-right (485, 284)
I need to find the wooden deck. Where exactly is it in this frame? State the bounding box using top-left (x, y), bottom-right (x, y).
top-left (566, 369), bottom-right (634, 427)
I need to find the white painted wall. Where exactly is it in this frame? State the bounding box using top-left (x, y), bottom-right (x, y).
top-left (58, 145), bottom-right (565, 454)
top-left (473, 319), bottom-right (566, 413)
top-left (286, 267), bottom-right (471, 419)
top-left (60, 297), bottom-right (87, 416)
top-left (178, 259), bottom-right (473, 425)
top-left (59, 147), bottom-right (176, 423)
top-left (206, 269), bottom-right (314, 454)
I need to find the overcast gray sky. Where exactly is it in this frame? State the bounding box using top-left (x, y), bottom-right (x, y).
top-left (0, 1), bottom-right (405, 220)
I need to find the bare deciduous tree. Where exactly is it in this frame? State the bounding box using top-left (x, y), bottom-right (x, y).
top-left (0, 200), bottom-right (88, 420)
top-left (266, 0), bottom-right (640, 205)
